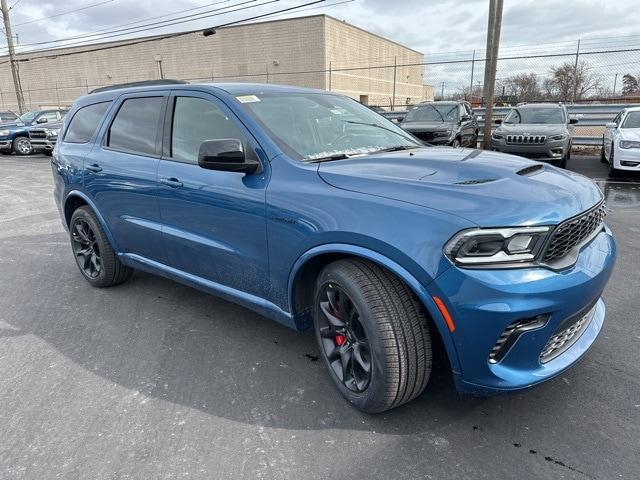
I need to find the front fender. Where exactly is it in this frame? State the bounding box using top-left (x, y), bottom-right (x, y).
top-left (287, 243), bottom-right (461, 375)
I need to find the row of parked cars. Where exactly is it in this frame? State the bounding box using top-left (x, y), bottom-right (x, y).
top-left (395, 100), bottom-right (575, 167)
top-left (0, 108), bottom-right (67, 156)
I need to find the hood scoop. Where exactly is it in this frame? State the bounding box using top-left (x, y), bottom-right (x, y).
top-left (517, 164), bottom-right (545, 176)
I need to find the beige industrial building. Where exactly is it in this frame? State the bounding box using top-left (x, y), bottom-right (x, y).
top-left (0, 14), bottom-right (433, 112)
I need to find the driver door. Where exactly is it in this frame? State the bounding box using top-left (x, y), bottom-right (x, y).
top-left (156, 91), bottom-right (270, 299)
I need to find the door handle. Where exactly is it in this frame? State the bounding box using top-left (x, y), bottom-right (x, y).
top-left (160, 177), bottom-right (183, 188)
top-left (86, 164), bottom-right (102, 173)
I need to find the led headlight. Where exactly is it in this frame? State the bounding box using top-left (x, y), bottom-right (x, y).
top-left (619, 140), bottom-right (640, 149)
top-left (0, 129), bottom-right (10, 137)
top-left (549, 134), bottom-right (567, 141)
top-left (444, 226), bottom-right (550, 266)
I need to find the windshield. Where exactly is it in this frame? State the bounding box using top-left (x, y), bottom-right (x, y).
top-left (622, 111), bottom-right (640, 129)
top-left (504, 107), bottom-right (566, 124)
top-left (0, 111), bottom-right (17, 121)
top-left (404, 104), bottom-right (459, 122)
top-left (237, 93), bottom-right (421, 161)
top-left (18, 111), bottom-right (38, 124)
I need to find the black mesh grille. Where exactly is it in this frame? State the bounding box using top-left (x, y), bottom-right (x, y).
top-left (412, 131), bottom-right (435, 142)
top-left (540, 305), bottom-right (596, 363)
top-left (544, 202), bottom-right (606, 263)
top-left (506, 134), bottom-right (546, 144)
top-left (29, 130), bottom-right (46, 138)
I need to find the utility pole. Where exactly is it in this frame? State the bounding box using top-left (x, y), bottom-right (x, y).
top-left (469, 49), bottom-right (476, 101)
top-left (391, 56), bottom-right (397, 111)
top-left (613, 73), bottom-right (618, 97)
top-left (482, 0), bottom-right (503, 149)
top-left (571, 39), bottom-right (581, 103)
top-left (0, 0), bottom-right (26, 114)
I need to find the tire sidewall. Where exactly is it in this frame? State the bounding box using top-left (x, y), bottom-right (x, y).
top-left (12, 137), bottom-right (32, 155)
top-left (313, 265), bottom-right (390, 412)
top-left (69, 208), bottom-right (110, 286)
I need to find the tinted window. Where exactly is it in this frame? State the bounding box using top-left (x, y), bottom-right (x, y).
top-left (622, 111), bottom-right (640, 129)
top-left (108, 97), bottom-right (164, 155)
top-left (64, 102), bottom-right (110, 144)
top-left (171, 96), bottom-right (247, 163)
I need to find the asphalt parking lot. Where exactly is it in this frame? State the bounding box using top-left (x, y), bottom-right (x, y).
top-left (0, 153), bottom-right (638, 480)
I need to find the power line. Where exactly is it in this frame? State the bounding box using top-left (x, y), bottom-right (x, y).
top-left (0, 0), bottom-right (327, 65)
top-left (13, 0), bottom-right (115, 27)
top-left (10, 0), bottom-right (263, 51)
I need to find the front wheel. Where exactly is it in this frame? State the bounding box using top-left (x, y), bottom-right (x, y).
top-left (69, 206), bottom-right (133, 287)
top-left (451, 138), bottom-right (461, 148)
top-left (608, 143), bottom-right (619, 178)
top-left (558, 143), bottom-right (571, 169)
top-left (313, 259), bottom-right (432, 413)
top-left (12, 137), bottom-right (32, 155)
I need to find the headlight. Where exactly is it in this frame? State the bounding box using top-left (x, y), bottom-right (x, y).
top-left (0, 129), bottom-right (10, 137)
top-left (444, 226), bottom-right (550, 267)
top-left (549, 134), bottom-right (567, 141)
top-left (46, 128), bottom-right (60, 137)
top-left (619, 140), bottom-right (640, 149)
top-left (492, 133), bottom-right (504, 140)
top-left (433, 130), bottom-right (451, 137)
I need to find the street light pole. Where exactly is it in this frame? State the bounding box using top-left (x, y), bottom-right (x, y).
top-left (0, 0), bottom-right (26, 114)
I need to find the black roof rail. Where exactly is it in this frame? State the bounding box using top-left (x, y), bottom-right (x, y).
top-left (89, 79), bottom-right (189, 94)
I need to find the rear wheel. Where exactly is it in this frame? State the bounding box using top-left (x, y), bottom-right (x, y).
top-left (69, 206), bottom-right (133, 287)
top-left (313, 259), bottom-right (432, 413)
top-left (12, 137), bottom-right (32, 155)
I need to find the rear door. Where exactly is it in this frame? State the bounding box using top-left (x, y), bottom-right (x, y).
top-left (84, 91), bottom-right (169, 263)
top-left (156, 90), bottom-right (269, 298)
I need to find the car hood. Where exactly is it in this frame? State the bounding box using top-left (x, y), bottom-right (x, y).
top-left (317, 147), bottom-right (602, 227)
top-left (496, 123), bottom-right (567, 135)
top-left (619, 128), bottom-right (640, 141)
top-left (0, 121), bottom-right (25, 129)
top-left (401, 121), bottom-right (453, 131)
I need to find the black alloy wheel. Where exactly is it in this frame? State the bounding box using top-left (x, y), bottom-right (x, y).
top-left (316, 283), bottom-right (372, 393)
top-left (71, 218), bottom-right (102, 279)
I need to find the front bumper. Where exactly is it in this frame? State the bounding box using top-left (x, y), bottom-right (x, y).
top-left (428, 225), bottom-right (616, 394)
top-left (614, 146), bottom-right (640, 171)
top-left (0, 139), bottom-right (11, 150)
top-left (30, 138), bottom-right (56, 151)
top-left (404, 130), bottom-right (453, 145)
top-left (491, 137), bottom-right (569, 161)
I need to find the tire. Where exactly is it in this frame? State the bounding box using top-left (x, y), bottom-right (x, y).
top-left (313, 259), bottom-right (432, 413)
top-left (451, 138), bottom-right (461, 148)
top-left (42, 150), bottom-right (52, 157)
top-left (608, 143), bottom-right (619, 178)
top-left (600, 138), bottom-right (607, 163)
top-left (558, 143), bottom-right (571, 169)
top-left (69, 206), bottom-right (133, 287)
top-left (12, 137), bottom-right (32, 155)
top-left (473, 131), bottom-right (479, 148)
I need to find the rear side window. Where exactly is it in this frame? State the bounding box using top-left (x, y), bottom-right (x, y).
top-left (107, 97), bottom-right (164, 156)
top-left (64, 102), bottom-right (110, 143)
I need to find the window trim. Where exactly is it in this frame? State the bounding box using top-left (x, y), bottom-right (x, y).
top-left (161, 90), bottom-right (262, 166)
top-left (62, 101), bottom-right (112, 145)
top-left (102, 93), bottom-right (168, 158)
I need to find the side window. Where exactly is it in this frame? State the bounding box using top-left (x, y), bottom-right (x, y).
top-left (63, 102), bottom-right (111, 144)
top-left (39, 111), bottom-right (59, 123)
top-left (171, 96), bottom-right (250, 163)
top-left (107, 97), bottom-right (164, 156)
top-left (615, 112), bottom-right (623, 126)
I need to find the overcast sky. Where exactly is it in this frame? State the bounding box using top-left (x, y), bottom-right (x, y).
top-left (6, 0), bottom-right (640, 94)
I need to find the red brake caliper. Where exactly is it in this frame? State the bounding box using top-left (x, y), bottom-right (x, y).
top-left (335, 334), bottom-right (346, 346)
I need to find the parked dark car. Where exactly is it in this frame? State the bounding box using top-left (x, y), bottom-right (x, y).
top-left (400, 101), bottom-right (479, 147)
top-left (0, 108), bottom-right (68, 155)
top-left (0, 111), bottom-right (18, 123)
top-left (28, 120), bottom-right (63, 156)
top-left (52, 81), bottom-right (615, 413)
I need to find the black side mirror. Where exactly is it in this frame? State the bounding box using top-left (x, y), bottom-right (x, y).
top-left (36, 117), bottom-right (48, 124)
top-left (494, 118), bottom-right (503, 124)
top-left (569, 118), bottom-right (578, 125)
top-left (197, 139), bottom-right (260, 174)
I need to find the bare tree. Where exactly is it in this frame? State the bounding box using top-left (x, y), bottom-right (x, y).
top-left (543, 61), bottom-right (601, 101)
top-left (622, 74), bottom-right (639, 96)
top-left (503, 73), bottom-right (540, 102)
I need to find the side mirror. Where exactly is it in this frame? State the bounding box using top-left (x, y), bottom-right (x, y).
top-left (197, 138), bottom-right (260, 174)
top-left (461, 114), bottom-right (471, 122)
top-left (605, 122), bottom-right (617, 129)
top-left (36, 117), bottom-right (48, 124)
top-left (569, 118), bottom-right (578, 125)
top-left (494, 118), bottom-right (503, 125)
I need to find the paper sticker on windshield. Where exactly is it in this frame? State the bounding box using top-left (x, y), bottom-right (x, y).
top-left (236, 95), bottom-right (261, 103)
top-left (330, 108), bottom-right (348, 115)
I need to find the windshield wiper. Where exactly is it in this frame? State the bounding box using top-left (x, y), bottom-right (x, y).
top-left (341, 120), bottom-right (419, 144)
top-left (305, 153), bottom-right (351, 163)
top-left (373, 145), bottom-right (424, 153)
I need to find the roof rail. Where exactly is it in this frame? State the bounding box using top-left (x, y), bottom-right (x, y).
top-left (89, 79), bottom-right (189, 94)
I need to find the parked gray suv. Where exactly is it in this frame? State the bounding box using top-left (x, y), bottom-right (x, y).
top-left (491, 103), bottom-right (577, 168)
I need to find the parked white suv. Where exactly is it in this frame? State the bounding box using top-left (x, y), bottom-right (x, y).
top-left (602, 106), bottom-right (640, 177)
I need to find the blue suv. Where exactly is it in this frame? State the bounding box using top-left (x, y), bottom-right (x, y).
top-left (51, 81), bottom-right (616, 413)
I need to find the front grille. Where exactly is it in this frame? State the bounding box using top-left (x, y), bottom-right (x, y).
top-left (29, 130), bottom-right (46, 138)
top-left (489, 315), bottom-right (547, 363)
top-left (506, 134), bottom-right (546, 145)
top-left (412, 131), bottom-right (435, 142)
top-left (543, 202), bottom-right (606, 263)
top-left (540, 305), bottom-right (596, 363)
